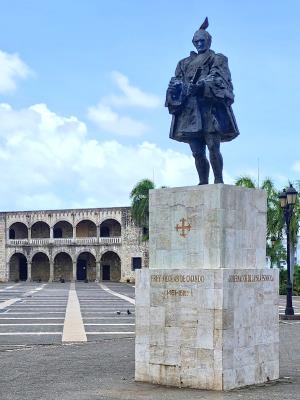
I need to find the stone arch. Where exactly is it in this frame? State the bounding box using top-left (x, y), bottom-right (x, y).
top-left (99, 214), bottom-right (122, 224)
top-left (74, 214), bottom-right (98, 227)
top-left (76, 252), bottom-right (96, 281)
top-left (52, 215), bottom-right (73, 226)
top-left (54, 252), bottom-right (73, 281)
top-left (9, 222), bottom-right (28, 239)
top-left (51, 248), bottom-right (75, 263)
top-left (53, 220), bottom-right (73, 238)
top-left (75, 247), bottom-right (97, 260)
top-left (30, 249), bottom-right (50, 262)
top-left (100, 251), bottom-right (121, 282)
top-left (31, 221), bottom-right (50, 238)
top-left (76, 220), bottom-right (97, 237)
top-left (31, 252), bottom-right (50, 282)
top-left (9, 253), bottom-right (28, 281)
top-left (100, 219), bottom-right (121, 237)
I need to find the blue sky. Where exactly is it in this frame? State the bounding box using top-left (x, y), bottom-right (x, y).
top-left (0, 1), bottom-right (299, 210)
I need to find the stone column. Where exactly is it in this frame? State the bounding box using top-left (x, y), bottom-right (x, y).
top-left (72, 261), bottom-right (77, 281)
top-left (28, 227), bottom-right (31, 243)
top-left (97, 225), bottom-right (100, 244)
top-left (49, 259), bottom-right (54, 282)
top-left (27, 261), bottom-right (32, 282)
top-left (6, 262), bottom-right (10, 281)
top-left (72, 226), bottom-right (76, 242)
top-left (96, 261), bottom-right (101, 281)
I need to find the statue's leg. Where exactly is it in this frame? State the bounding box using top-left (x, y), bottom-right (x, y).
top-left (205, 133), bottom-right (224, 184)
top-left (189, 138), bottom-right (209, 185)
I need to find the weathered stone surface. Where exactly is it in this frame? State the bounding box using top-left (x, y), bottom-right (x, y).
top-left (136, 185), bottom-right (279, 391)
top-left (149, 185), bottom-right (267, 270)
top-left (135, 268), bottom-right (279, 390)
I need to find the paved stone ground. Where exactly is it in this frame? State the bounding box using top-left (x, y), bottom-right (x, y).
top-left (0, 323), bottom-right (299, 400)
top-left (279, 295), bottom-right (300, 315)
top-left (0, 282), bottom-right (135, 345)
top-left (0, 283), bottom-right (300, 399)
top-left (77, 282), bottom-right (135, 341)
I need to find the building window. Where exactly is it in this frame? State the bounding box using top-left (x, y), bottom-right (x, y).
top-left (132, 257), bottom-right (142, 270)
top-left (9, 229), bottom-right (15, 239)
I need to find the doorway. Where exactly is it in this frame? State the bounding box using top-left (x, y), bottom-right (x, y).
top-left (100, 251), bottom-right (121, 282)
top-left (102, 265), bottom-right (110, 281)
top-left (77, 260), bottom-right (87, 281)
top-left (9, 253), bottom-right (28, 281)
top-left (19, 258), bottom-right (28, 281)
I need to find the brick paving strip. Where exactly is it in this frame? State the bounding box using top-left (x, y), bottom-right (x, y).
top-left (0, 298), bottom-right (20, 310)
top-left (0, 285), bottom-right (17, 292)
top-left (98, 283), bottom-right (135, 305)
top-left (62, 282), bottom-right (87, 342)
top-left (0, 284), bottom-right (48, 311)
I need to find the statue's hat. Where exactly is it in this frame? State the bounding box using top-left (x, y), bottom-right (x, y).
top-left (199, 17), bottom-right (209, 31)
top-left (193, 17), bottom-right (212, 47)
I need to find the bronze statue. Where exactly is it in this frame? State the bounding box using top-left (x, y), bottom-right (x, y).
top-left (166, 18), bottom-right (239, 184)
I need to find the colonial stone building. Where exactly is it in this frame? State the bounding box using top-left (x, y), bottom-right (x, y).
top-left (0, 207), bottom-right (147, 283)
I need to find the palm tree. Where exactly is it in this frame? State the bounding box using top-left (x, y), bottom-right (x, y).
top-left (130, 179), bottom-right (155, 240)
top-left (235, 176), bottom-right (285, 267)
top-left (235, 176), bottom-right (256, 189)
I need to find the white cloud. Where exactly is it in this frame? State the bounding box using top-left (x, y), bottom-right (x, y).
top-left (87, 71), bottom-right (161, 137)
top-left (0, 103), bottom-right (235, 211)
top-left (103, 71), bottom-right (161, 109)
top-left (87, 103), bottom-right (148, 137)
top-left (0, 50), bottom-right (31, 94)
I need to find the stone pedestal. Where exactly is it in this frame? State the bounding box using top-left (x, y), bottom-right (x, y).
top-left (135, 185), bottom-right (279, 390)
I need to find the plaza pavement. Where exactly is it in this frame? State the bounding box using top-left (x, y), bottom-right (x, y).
top-left (0, 282), bottom-right (299, 399)
top-left (0, 282), bottom-right (135, 345)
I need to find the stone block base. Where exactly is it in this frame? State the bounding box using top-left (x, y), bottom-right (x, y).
top-left (135, 268), bottom-right (279, 390)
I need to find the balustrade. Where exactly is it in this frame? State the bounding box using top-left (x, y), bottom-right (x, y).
top-left (99, 237), bottom-right (122, 245)
top-left (8, 236), bottom-right (122, 246)
top-left (75, 237), bottom-right (98, 245)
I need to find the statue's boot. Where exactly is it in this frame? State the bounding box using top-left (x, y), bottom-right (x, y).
top-left (210, 150), bottom-right (224, 184)
top-left (194, 155), bottom-right (209, 185)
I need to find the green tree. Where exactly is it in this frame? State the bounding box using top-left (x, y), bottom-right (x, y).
top-left (235, 176), bottom-right (256, 189)
top-left (266, 239), bottom-right (286, 269)
top-left (235, 176), bottom-right (285, 267)
top-left (130, 179), bottom-right (155, 240)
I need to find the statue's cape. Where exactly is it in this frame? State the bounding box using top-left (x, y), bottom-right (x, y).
top-left (166, 50), bottom-right (239, 143)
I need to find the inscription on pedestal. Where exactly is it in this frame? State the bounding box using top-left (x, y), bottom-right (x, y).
top-left (164, 289), bottom-right (191, 297)
top-left (228, 273), bottom-right (274, 282)
top-left (151, 273), bottom-right (205, 298)
top-left (151, 273), bottom-right (204, 283)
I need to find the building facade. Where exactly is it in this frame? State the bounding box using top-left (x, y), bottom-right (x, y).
top-left (0, 207), bottom-right (147, 283)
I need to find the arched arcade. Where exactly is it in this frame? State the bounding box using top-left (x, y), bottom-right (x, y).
top-left (9, 253), bottom-right (28, 281)
top-left (31, 252), bottom-right (50, 281)
top-left (76, 252), bottom-right (96, 281)
top-left (100, 251), bottom-right (121, 281)
top-left (54, 252), bottom-right (73, 281)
